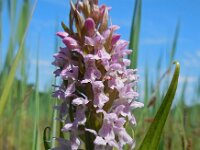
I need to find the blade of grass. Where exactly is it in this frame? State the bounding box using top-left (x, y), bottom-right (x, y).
top-left (0, 88), bottom-right (32, 131)
top-left (51, 21), bottom-right (60, 148)
top-left (43, 127), bottom-right (52, 150)
top-left (138, 61), bottom-right (180, 150)
top-left (144, 63), bottom-right (149, 105)
top-left (0, 0), bottom-right (2, 43)
top-left (0, 0), bottom-right (38, 117)
top-left (128, 0), bottom-right (142, 69)
top-left (51, 98), bottom-right (60, 148)
top-left (0, 0), bottom-right (2, 72)
top-left (16, 0), bottom-right (30, 43)
top-left (196, 77), bottom-right (200, 98)
top-left (3, 0), bottom-right (17, 74)
top-left (169, 22), bottom-right (180, 65)
top-left (32, 45), bottom-right (40, 150)
top-left (7, 0), bottom-right (16, 23)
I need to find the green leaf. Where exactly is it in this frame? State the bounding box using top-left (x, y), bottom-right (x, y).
top-left (0, 0), bottom-right (2, 42)
top-left (128, 0), bottom-right (142, 69)
top-left (61, 21), bottom-right (72, 34)
top-left (43, 127), bottom-right (52, 150)
top-left (51, 99), bottom-right (60, 148)
top-left (169, 22), bottom-right (180, 65)
top-left (138, 61), bottom-right (180, 150)
top-left (16, 0), bottom-right (30, 44)
top-left (51, 22), bottom-right (61, 148)
top-left (0, 0), bottom-right (38, 117)
top-left (0, 0), bottom-right (2, 71)
top-left (32, 42), bottom-right (40, 150)
top-left (7, 0), bottom-right (17, 24)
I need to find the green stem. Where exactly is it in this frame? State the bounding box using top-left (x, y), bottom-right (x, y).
top-left (85, 131), bottom-right (95, 150)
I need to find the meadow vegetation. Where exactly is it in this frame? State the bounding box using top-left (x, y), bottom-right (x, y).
top-left (0, 0), bottom-right (199, 149)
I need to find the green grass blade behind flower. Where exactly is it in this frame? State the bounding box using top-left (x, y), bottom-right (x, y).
top-left (128, 0), bottom-right (142, 69)
top-left (156, 52), bottom-right (163, 81)
top-left (197, 77), bottom-right (200, 98)
top-left (16, 0), bottom-right (30, 43)
top-left (7, 0), bottom-right (17, 23)
top-left (138, 61), bottom-right (180, 150)
top-left (32, 126), bottom-right (39, 150)
top-left (51, 98), bottom-right (62, 148)
top-left (0, 0), bottom-right (38, 117)
top-left (169, 22), bottom-right (180, 66)
top-left (144, 63), bottom-right (149, 105)
top-left (51, 21), bottom-right (61, 148)
top-left (0, 0), bottom-right (2, 43)
top-left (176, 78), bottom-right (188, 140)
top-left (3, 0), bottom-right (17, 74)
top-left (32, 46), bottom-right (40, 150)
top-left (136, 63), bottom-right (149, 128)
top-left (43, 127), bottom-right (52, 150)
top-left (17, 1), bottom-right (30, 145)
top-left (154, 53), bottom-right (163, 108)
top-left (0, 0), bottom-right (2, 71)
top-left (15, 44), bottom-right (28, 148)
top-left (2, 0), bottom-right (17, 75)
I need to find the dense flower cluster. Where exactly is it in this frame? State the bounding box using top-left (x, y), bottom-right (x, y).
top-left (52, 0), bottom-right (143, 149)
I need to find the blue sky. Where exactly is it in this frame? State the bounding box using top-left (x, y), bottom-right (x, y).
top-left (2, 0), bottom-right (200, 104)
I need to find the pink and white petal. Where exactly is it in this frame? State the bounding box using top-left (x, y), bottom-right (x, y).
top-left (94, 136), bottom-right (107, 146)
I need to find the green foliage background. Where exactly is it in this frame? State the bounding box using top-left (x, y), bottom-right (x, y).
top-left (0, 0), bottom-right (199, 150)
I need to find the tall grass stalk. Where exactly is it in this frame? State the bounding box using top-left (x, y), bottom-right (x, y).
top-left (139, 62), bottom-right (180, 150)
top-left (128, 0), bottom-right (142, 69)
top-left (0, 0), bottom-right (38, 117)
top-left (51, 21), bottom-right (60, 148)
top-left (32, 46), bottom-right (40, 150)
top-left (169, 22), bottom-right (180, 66)
top-left (0, 0), bottom-right (2, 72)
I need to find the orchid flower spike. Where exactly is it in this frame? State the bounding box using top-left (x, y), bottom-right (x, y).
top-left (52, 0), bottom-right (143, 149)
